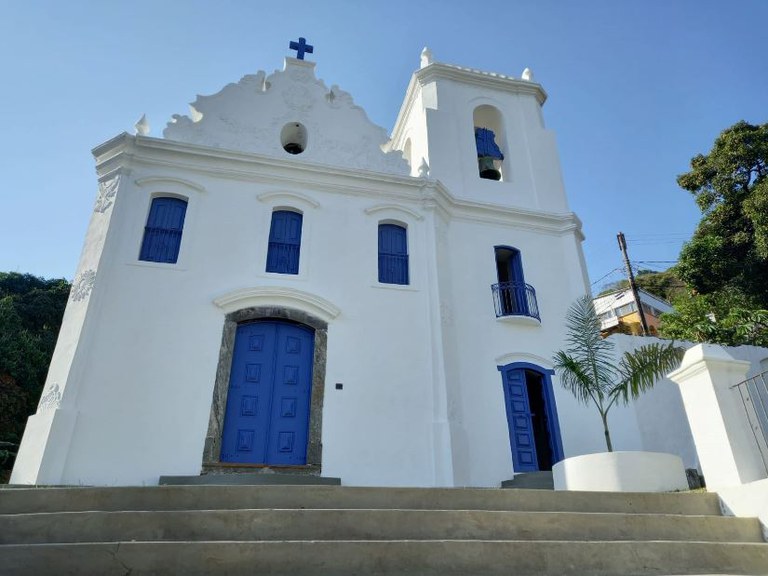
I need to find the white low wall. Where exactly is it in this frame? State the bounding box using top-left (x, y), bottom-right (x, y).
top-left (553, 451), bottom-right (688, 492)
top-left (716, 478), bottom-right (768, 537)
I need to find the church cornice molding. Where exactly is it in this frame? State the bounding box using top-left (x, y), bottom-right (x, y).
top-left (118, 135), bottom-right (422, 192)
top-left (92, 135), bottom-right (583, 238)
top-left (447, 198), bottom-right (584, 237)
top-left (415, 63), bottom-right (548, 105)
top-left (92, 132), bottom-right (136, 176)
top-left (420, 180), bottom-right (583, 237)
top-left (213, 286), bottom-right (341, 323)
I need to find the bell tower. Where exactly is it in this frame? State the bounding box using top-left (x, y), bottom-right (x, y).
top-left (390, 48), bottom-right (571, 214)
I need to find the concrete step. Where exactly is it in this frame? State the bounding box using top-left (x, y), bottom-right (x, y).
top-left (501, 471), bottom-right (555, 490)
top-left (159, 472), bottom-right (341, 485)
top-left (0, 485), bottom-right (723, 516)
top-left (1, 508), bottom-right (762, 545)
top-left (2, 540), bottom-right (767, 576)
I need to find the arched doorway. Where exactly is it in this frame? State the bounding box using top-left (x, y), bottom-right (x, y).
top-left (498, 362), bottom-right (564, 472)
top-left (221, 320), bottom-right (314, 465)
top-left (203, 306), bottom-right (328, 474)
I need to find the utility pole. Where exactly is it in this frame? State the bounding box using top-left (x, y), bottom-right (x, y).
top-left (617, 232), bottom-right (650, 336)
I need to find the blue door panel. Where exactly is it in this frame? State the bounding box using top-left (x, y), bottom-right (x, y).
top-left (502, 368), bottom-right (539, 472)
top-left (221, 321), bottom-right (313, 465)
top-left (499, 362), bottom-right (565, 473)
top-left (265, 324), bottom-right (314, 465)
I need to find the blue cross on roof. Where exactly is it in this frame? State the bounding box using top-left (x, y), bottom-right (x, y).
top-left (289, 37), bottom-right (314, 60)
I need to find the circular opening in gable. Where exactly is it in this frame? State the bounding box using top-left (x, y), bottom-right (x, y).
top-left (281, 122), bottom-right (308, 155)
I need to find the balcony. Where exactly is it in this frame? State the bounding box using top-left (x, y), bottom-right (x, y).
top-left (491, 282), bottom-right (540, 321)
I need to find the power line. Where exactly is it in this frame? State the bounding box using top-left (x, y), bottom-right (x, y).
top-left (624, 231), bottom-right (693, 238)
top-left (625, 241), bottom-right (689, 247)
top-left (590, 267), bottom-right (623, 287)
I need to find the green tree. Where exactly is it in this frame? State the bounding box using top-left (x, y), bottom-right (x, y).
top-left (554, 296), bottom-right (684, 451)
top-left (0, 273), bottom-right (70, 475)
top-left (659, 289), bottom-right (768, 347)
top-left (676, 121), bottom-right (768, 307)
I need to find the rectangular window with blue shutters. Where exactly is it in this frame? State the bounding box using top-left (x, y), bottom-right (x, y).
top-left (378, 223), bottom-right (409, 285)
top-left (139, 197), bottom-right (188, 264)
top-left (266, 210), bottom-right (303, 274)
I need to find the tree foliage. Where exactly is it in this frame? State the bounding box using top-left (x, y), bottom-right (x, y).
top-left (659, 289), bottom-right (768, 347)
top-left (0, 273), bottom-right (70, 471)
top-left (655, 121), bottom-right (768, 346)
top-left (554, 296), bottom-right (684, 451)
top-left (676, 121), bottom-right (768, 307)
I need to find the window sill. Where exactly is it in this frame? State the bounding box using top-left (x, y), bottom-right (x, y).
top-left (496, 314), bottom-right (541, 327)
top-left (371, 282), bottom-right (419, 292)
top-left (259, 271), bottom-right (308, 282)
top-left (127, 260), bottom-right (188, 272)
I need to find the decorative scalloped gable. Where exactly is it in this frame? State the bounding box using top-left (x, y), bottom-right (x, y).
top-left (163, 58), bottom-right (409, 176)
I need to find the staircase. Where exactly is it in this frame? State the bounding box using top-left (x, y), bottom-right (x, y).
top-left (501, 471), bottom-right (555, 490)
top-left (1, 485), bottom-right (766, 575)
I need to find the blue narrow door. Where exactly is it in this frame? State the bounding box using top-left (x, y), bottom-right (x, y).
top-left (501, 368), bottom-right (539, 472)
top-left (221, 321), bottom-right (314, 465)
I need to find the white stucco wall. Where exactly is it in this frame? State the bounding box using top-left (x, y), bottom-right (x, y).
top-left (603, 335), bottom-right (768, 475)
top-left (553, 451), bottom-right (688, 492)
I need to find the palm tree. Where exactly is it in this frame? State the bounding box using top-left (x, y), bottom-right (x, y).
top-left (553, 296), bottom-right (684, 452)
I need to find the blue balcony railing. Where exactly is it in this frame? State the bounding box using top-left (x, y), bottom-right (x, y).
top-left (491, 282), bottom-right (540, 321)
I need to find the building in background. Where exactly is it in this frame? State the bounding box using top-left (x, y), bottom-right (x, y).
top-left (594, 288), bottom-right (674, 337)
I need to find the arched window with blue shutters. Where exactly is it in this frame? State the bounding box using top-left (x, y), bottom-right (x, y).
top-left (266, 210), bottom-right (303, 274)
top-left (378, 223), bottom-right (409, 285)
top-left (139, 197), bottom-right (188, 264)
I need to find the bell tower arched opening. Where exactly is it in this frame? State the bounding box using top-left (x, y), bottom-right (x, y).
top-left (473, 105), bottom-right (506, 181)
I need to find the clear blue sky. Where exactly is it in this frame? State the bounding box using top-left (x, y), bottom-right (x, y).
top-left (1, 1), bottom-right (765, 291)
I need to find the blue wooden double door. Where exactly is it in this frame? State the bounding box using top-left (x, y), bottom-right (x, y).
top-left (499, 364), bottom-right (564, 472)
top-left (221, 320), bottom-right (314, 465)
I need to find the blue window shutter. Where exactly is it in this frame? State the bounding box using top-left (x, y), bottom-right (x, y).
top-left (266, 211), bottom-right (303, 274)
top-left (378, 224), bottom-right (408, 285)
top-left (139, 197), bottom-right (187, 263)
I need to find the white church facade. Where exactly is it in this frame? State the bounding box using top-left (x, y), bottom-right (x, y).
top-left (13, 46), bottom-right (599, 488)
